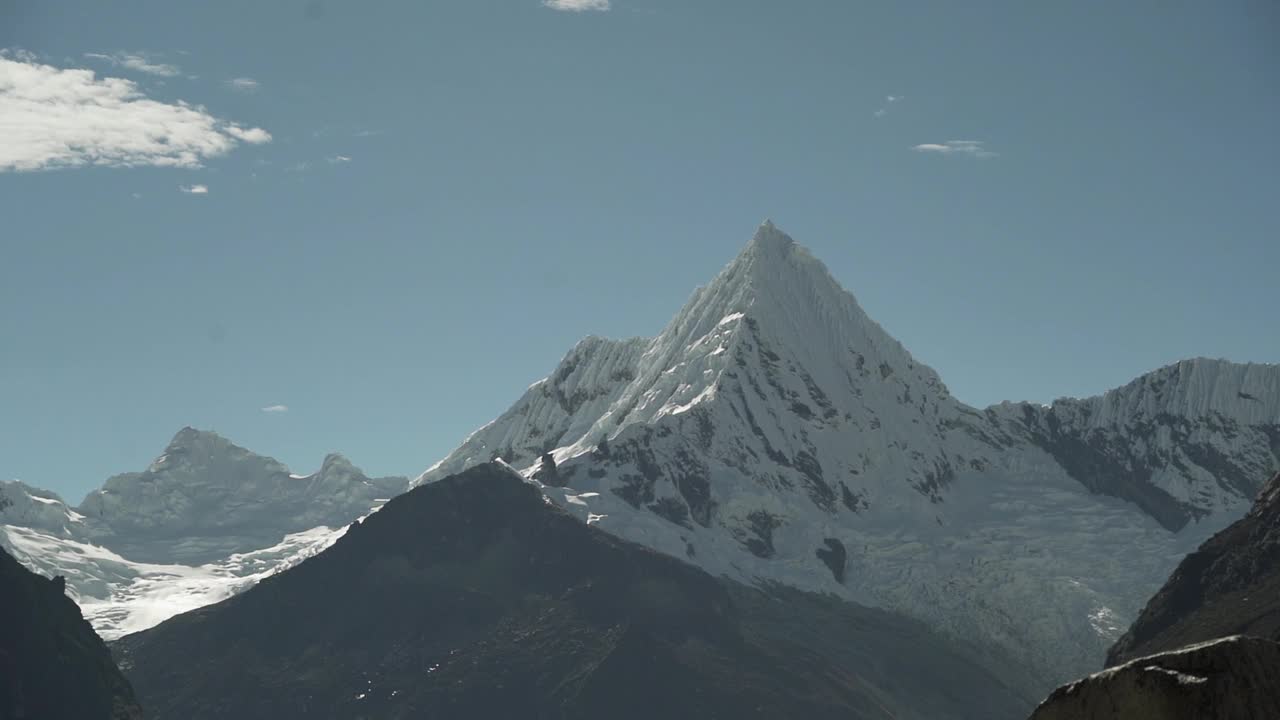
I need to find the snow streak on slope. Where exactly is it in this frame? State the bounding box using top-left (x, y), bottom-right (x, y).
top-left (418, 221), bottom-right (1280, 691)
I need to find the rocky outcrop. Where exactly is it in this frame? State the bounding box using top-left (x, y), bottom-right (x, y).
top-left (1108, 471), bottom-right (1280, 665)
top-left (1030, 636), bottom-right (1280, 720)
top-left (0, 546), bottom-right (143, 720)
top-left (115, 463), bottom-right (1035, 720)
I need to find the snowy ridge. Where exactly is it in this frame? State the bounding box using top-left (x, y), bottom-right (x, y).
top-left (417, 221), bottom-right (1278, 690)
top-left (990, 359), bottom-right (1280, 529)
top-left (420, 335), bottom-right (649, 480)
top-left (1083, 359), bottom-right (1280, 426)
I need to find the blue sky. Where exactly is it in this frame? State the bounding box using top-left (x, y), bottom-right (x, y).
top-left (2, 1), bottom-right (1277, 500)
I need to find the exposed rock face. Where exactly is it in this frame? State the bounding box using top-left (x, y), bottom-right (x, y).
top-left (416, 222), bottom-right (1280, 689)
top-left (1029, 636), bottom-right (1280, 720)
top-left (0, 546), bottom-right (143, 720)
top-left (1108, 471), bottom-right (1280, 665)
top-left (115, 463), bottom-right (1036, 720)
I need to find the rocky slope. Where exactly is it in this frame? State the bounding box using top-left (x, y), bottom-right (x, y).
top-left (1108, 470), bottom-right (1280, 665)
top-left (1, 428), bottom-right (404, 638)
top-left (416, 222), bottom-right (1280, 689)
top-left (0, 545), bottom-right (143, 720)
top-left (1029, 636), bottom-right (1280, 720)
top-left (115, 463), bottom-right (1036, 720)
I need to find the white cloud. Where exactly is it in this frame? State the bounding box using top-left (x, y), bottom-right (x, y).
top-left (84, 51), bottom-right (180, 77)
top-left (543, 0), bottom-right (610, 11)
top-left (0, 56), bottom-right (272, 172)
top-left (179, 184), bottom-right (209, 194)
top-left (225, 125), bottom-right (272, 144)
top-left (911, 140), bottom-right (996, 159)
top-left (327, 155), bottom-right (352, 164)
top-left (261, 404), bottom-right (289, 413)
top-left (226, 77), bottom-right (259, 92)
top-left (874, 94), bottom-right (903, 118)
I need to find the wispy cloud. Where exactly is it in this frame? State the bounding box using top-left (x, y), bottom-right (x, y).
top-left (543, 0), bottom-right (610, 11)
top-left (261, 404), bottom-right (289, 414)
top-left (179, 184), bottom-right (209, 194)
top-left (911, 140), bottom-right (996, 159)
top-left (327, 155), bottom-right (352, 164)
top-left (0, 56), bottom-right (272, 172)
top-left (84, 51), bottom-right (179, 77)
top-left (226, 77), bottom-right (259, 92)
top-left (224, 126), bottom-right (272, 144)
top-left (873, 94), bottom-right (903, 118)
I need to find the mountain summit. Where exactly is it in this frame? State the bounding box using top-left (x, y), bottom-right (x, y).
top-left (418, 223), bottom-right (1280, 691)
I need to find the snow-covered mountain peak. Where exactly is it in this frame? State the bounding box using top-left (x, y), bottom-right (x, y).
top-left (744, 218), bottom-right (794, 254)
top-left (141, 426), bottom-right (287, 478)
top-left (0, 481), bottom-right (84, 536)
top-left (67, 429), bottom-right (409, 563)
top-left (423, 222), bottom-right (970, 503)
top-left (415, 222), bottom-right (1278, 689)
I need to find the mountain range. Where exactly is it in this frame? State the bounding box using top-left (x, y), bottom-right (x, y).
top-left (4, 222), bottom-right (1278, 698)
top-left (0, 429), bottom-right (405, 638)
top-left (114, 463), bottom-right (1036, 720)
top-left (414, 222), bottom-right (1280, 687)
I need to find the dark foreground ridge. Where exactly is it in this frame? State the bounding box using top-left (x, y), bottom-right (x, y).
top-left (1108, 471), bottom-right (1280, 665)
top-left (0, 547), bottom-right (142, 720)
top-left (115, 463), bottom-right (1033, 720)
top-left (1029, 636), bottom-right (1280, 720)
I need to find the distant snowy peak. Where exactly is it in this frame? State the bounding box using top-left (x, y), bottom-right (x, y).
top-left (0, 481), bottom-right (85, 537)
top-left (3, 427), bottom-right (401, 637)
top-left (992, 359), bottom-right (1280, 530)
top-left (70, 427), bottom-right (407, 563)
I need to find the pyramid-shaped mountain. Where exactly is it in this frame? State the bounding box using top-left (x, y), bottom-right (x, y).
top-left (418, 222), bottom-right (1280, 689)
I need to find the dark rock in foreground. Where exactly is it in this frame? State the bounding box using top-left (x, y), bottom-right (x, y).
top-left (1029, 636), bottom-right (1280, 720)
top-left (115, 463), bottom-right (1033, 720)
top-left (0, 547), bottom-right (142, 720)
top-left (1109, 471), bottom-right (1280, 665)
